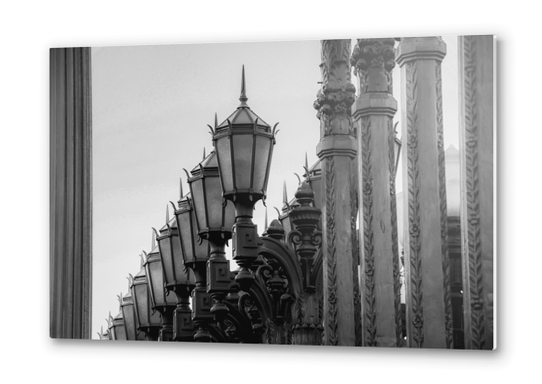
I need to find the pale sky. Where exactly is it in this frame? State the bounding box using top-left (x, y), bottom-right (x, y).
top-left (91, 36), bottom-right (459, 339)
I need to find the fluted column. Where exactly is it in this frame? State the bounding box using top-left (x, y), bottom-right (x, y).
top-left (50, 47), bottom-right (92, 339)
top-left (458, 35), bottom-right (494, 350)
top-left (351, 39), bottom-right (402, 347)
top-left (396, 37), bottom-right (453, 348)
top-left (314, 39), bottom-right (360, 346)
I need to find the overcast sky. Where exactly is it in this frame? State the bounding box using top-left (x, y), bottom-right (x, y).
top-left (91, 36), bottom-right (459, 339)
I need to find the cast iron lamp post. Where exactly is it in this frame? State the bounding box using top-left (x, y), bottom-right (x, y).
top-left (129, 260), bottom-right (162, 341)
top-left (155, 209), bottom-right (197, 341)
top-left (185, 151), bottom-right (236, 341)
top-left (212, 66), bottom-right (278, 292)
top-left (143, 240), bottom-right (177, 341)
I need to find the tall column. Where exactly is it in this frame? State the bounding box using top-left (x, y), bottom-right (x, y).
top-left (351, 39), bottom-right (402, 347)
top-left (50, 47), bottom-right (93, 339)
top-left (396, 37), bottom-right (453, 348)
top-left (314, 39), bottom-right (360, 346)
top-left (458, 35), bottom-right (494, 350)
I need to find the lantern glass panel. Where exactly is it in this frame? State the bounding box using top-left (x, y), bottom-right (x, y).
top-left (205, 176), bottom-right (225, 229)
top-left (122, 301), bottom-right (137, 340)
top-left (232, 134), bottom-right (253, 190)
top-left (253, 135), bottom-right (272, 193)
top-left (191, 178), bottom-right (207, 231)
top-left (216, 136), bottom-right (234, 192)
top-left (133, 283), bottom-right (149, 327)
top-left (146, 256), bottom-right (166, 307)
top-left (178, 210), bottom-right (195, 262)
top-left (158, 236), bottom-right (175, 286)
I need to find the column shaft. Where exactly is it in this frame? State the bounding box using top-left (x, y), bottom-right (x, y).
top-left (315, 39), bottom-right (359, 346)
top-left (397, 37), bottom-right (453, 348)
top-left (458, 35), bottom-right (494, 350)
top-left (352, 39), bottom-right (402, 347)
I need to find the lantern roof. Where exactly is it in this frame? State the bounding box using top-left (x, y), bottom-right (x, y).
top-left (216, 66), bottom-right (271, 131)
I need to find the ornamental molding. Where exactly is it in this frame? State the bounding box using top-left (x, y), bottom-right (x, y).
top-left (405, 60), bottom-right (424, 348)
top-left (463, 35), bottom-right (486, 349)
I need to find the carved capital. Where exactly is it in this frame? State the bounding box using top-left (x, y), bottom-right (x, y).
top-left (315, 40), bottom-right (356, 137)
top-left (396, 37), bottom-right (446, 67)
top-left (351, 38), bottom-right (396, 94)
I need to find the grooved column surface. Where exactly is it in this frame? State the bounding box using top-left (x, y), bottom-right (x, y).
top-left (50, 47), bottom-right (93, 339)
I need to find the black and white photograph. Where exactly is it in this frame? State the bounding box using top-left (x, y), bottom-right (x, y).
top-left (50, 35), bottom-right (494, 350)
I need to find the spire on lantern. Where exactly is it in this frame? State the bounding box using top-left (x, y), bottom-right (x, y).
top-left (239, 65), bottom-right (248, 107)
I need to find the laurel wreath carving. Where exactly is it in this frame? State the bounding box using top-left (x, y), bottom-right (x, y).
top-left (463, 36), bottom-right (486, 349)
top-left (436, 62), bottom-right (454, 349)
top-left (350, 157), bottom-right (362, 347)
top-left (406, 61), bottom-right (424, 348)
top-left (388, 118), bottom-right (403, 347)
top-left (360, 115), bottom-right (377, 346)
top-left (325, 157), bottom-right (339, 346)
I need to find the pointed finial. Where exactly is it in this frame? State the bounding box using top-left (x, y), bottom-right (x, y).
top-left (139, 253), bottom-right (145, 269)
top-left (166, 204), bottom-right (170, 224)
top-left (203, 147), bottom-right (206, 160)
top-left (305, 153), bottom-right (309, 174)
top-left (214, 112), bottom-right (218, 129)
top-left (179, 177), bottom-right (184, 199)
top-left (283, 180), bottom-right (288, 205)
top-left (264, 207), bottom-right (268, 230)
top-left (151, 229), bottom-right (156, 249)
top-left (239, 65), bottom-right (248, 107)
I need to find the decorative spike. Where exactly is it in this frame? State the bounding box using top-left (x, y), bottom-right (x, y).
top-left (117, 293), bottom-right (123, 306)
top-left (139, 253), bottom-right (145, 269)
top-left (264, 207), bottom-right (268, 230)
top-left (305, 152), bottom-right (309, 174)
top-left (166, 204), bottom-right (170, 224)
top-left (274, 207), bottom-right (281, 219)
top-left (283, 180), bottom-right (288, 205)
top-left (294, 173), bottom-right (301, 185)
top-left (239, 65), bottom-right (248, 107)
top-left (202, 147), bottom-right (206, 160)
top-left (180, 178), bottom-right (184, 199)
top-left (151, 228), bottom-right (157, 248)
top-left (215, 112), bottom-right (218, 129)
top-left (127, 275), bottom-right (133, 288)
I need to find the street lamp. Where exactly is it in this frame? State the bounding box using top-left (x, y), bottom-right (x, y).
top-left (143, 240), bottom-right (177, 341)
top-left (155, 206), bottom-right (196, 342)
top-left (212, 66), bottom-right (278, 291)
top-left (119, 291), bottom-right (137, 340)
top-left (185, 151), bottom-right (236, 341)
top-left (111, 309), bottom-right (126, 341)
top-left (129, 262), bottom-right (161, 341)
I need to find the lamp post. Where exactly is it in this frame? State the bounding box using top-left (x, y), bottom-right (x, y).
top-left (129, 261), bottom-right (162, 341)
top-left (143, 239), bottom-right (177, 341)
top-left (155, 206), bottom-right (196, 342)
top-left (185, 151), bottom-right (236, 341)
top-left (111, 309), bottom-right (126, 341)
top-left (212, 66), bottom-right (277, 292)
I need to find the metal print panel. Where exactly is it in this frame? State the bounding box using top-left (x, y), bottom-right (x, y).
top-left (49, 36), bottom-right (495, 349)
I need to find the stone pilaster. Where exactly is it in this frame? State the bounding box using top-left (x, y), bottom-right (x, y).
top-left (314, 39), bottom-right (360, 346)
top-left (396, 37), bottom-right (453, 348)
top-left (458, 35), bottom-right (494, 350)
top-left (351, 39), bottom-right (402, 347)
